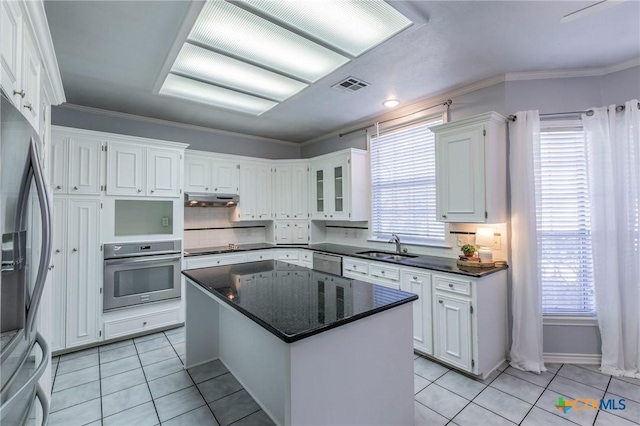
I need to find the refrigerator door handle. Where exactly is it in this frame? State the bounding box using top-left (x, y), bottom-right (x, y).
top-left (0, 332), bottom-right (49, 416)
top-left (16, 139), bottom-right (53, 335)
top-left (35, 383), bottom-right (49, 426)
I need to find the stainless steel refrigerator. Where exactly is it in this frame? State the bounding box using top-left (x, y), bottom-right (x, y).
top-left (1, 92), bottom-right (52, 424)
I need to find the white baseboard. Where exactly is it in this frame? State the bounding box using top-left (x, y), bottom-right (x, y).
top-left (544, 352), bottom-right (601, 365)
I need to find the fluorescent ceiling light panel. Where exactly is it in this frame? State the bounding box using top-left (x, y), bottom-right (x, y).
top-left (172, 44), bottom-right (308, 102)
top-left (189, 1), bottom-right (349, 82)
top-left (237, 0), bottom-right (413, 57)
top-left (160, 73), bottom-right (277, 115)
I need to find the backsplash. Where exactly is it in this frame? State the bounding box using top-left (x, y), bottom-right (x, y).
top-left (184, 207), bottom-right (266, 250)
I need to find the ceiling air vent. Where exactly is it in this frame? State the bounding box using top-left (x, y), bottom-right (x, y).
top-left (332, 76), bottom-right (369, 93)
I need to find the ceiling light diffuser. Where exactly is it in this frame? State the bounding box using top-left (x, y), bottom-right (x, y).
top-left (383, 99), bottom-right (400, 108)
top-left (237, 0), bottom-right (412, 57)
top-left (188, 1), bottom-right (349, 82)
top-left (159, 74), bottom-right (277, 115)
top-left (172, 43), bottom-right (308, 102)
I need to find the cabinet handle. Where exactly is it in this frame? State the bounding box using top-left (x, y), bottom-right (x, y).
top-left (449, 283), bottom-right (454, 288)
top-left (439, 300), bottom-right (443, 304)
top-left (13, 90), bottom-right (25, 98)
top-left (381, 271), bottom-right (385, 275)
top-left (55, 249), bottom-right (60, 253)
top-left (252, 215), bottom-right (255, 218)
top-left (353, 265), bottom-right (357, 269)
top-left (151, 190), bottom-right (154, 193)
top-left (56, 185), bottom-right (61, 190)
top-left (413, 276), bottom-right (417, 280)
top-left (215, 188), bottom-right (218, 191)
top-left (143, 321), bottom-right (147, 326)
top-left (72, 248), bottom-right (77, 252)
top-left (73, 186), bottom-right (78, 190)
top-left (205, 187), bottom-right (209, 191)
top-left (442, 214), bottom-right (447, 218)
top-left (23, 102), bottom-right (33, 111)
top-left (137, 189), bottom-right (142, 193)
top-left (48, 265), bottom-right (54, 270)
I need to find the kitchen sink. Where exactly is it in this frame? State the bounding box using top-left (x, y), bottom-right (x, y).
top-left (356, 251), bottom-right (418, 261)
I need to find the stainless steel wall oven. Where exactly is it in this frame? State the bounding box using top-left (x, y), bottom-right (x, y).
top-left (103, 240), bottom-right (182, 311)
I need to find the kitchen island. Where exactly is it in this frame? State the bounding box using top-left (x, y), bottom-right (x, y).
top-left (182, 260), bottom-right (417, 426)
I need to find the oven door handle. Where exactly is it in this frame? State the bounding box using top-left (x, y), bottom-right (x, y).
top-left (104, 253), bottom-right (182, 266)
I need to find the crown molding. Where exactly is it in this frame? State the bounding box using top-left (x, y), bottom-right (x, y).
top-left (55, 103), bottom-right (299, 147)
top-left (505, 57), bottom-right (640, 81)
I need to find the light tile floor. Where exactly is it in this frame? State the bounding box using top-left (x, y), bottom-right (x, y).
top-left (50, 327), bottom-right (640, 426)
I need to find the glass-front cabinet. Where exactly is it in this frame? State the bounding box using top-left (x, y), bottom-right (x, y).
top-left (310, 151), bottom-right (361, 220)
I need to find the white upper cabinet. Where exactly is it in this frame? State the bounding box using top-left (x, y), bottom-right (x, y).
top-left (1, 1), bottom-right (23, 106)
top-left (432, 112), bottom-right (507, 223)
top-left (184, 153), bottom-right (239, 194)
top-left (274, 163), bottom-right (309, 220)
top-left (20, 25), bottom-right (40, 130)
top-left (106, 142), bottom-right (145, 196)
top-left (310, 149), bottom-right (368, 221)
top-left (51, 131), bottom-right (102, 196)
top-left (147, 147), bottom-right (181, 197)
top-left (233, 161), bottom-right (272, 221)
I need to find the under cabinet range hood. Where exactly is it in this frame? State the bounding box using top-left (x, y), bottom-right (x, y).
top-left (184, 193), bottom-right (239, 207)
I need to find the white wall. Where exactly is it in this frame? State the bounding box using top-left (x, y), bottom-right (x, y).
top-left (51, 105), bottom-right (300, 159)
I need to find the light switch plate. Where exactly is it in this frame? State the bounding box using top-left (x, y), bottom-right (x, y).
top-left (492, 233), bottom-right (501, 250)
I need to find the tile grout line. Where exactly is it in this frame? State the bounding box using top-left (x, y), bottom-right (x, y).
top-left (523, 365), bottom-right (584, 426)
top-left (132, 336), bottom-right (162, 424)
top-left (591, 374), bottom-right (613, 426)
top-left (97, 348), bottom-right (104, 425)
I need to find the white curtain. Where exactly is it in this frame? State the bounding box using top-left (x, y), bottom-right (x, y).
top-left (583, 100), bottom-right (640, 378)
top-left (508, 110), bottom-right (547, 373)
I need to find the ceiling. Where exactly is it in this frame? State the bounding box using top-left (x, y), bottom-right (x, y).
top-left (45, 1), bottom-right (640, 143)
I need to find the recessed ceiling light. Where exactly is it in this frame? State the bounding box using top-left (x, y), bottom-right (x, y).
top-left (236, 0), bottom-right (412, 57)
top-left (172, 43), bottom-right (308, 102)
top-left (189, 1), bottom-right (349, 83)
top-left (383, 99), bottom-right (400, 108)
top-left (159, 74), bottom-right (277, 115)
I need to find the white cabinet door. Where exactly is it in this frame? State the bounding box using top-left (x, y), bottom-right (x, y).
top-left (184, 157), bottom-right (212, 193)
top-left (274, 166), bottom-right (292, 219)
top-left (20, 26), bottom-right (40, 130)
top-left (275, 222), bottom-right (293, 244)
top-left (50, 198), bottom-right (67, 352)
top-left (310, 160), bottom-right (327, 219)
top-left (401, 270), bottom-right (432, 355)
top-left (328, 157), bottom-right (349, 220)
top-left (50, 134), bottom-right (68, 194)
top-left (0, 1), bottom-right (23, 106)
top-left (436, 125), bottom-right (486, 222)
top-left (255, 164), bottom-right (272, 220)
top-left (147, 147), bottom-right (180, 197)
top-left (434, 293), bottom-right (471, 371)
top-left (68, 137), bottom-right (101, 195)
top-left (212, 160), bottom-right (239, 194)
top-left (291, 164), bottom-right (308, 219)
top-left (235, 162), bottom-right (257, 220)
top-left (66, 199), bottom-right (101, 347)
top-left (106, 142), bottom-right (145, 196)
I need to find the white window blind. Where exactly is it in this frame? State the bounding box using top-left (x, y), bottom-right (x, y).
top-left (537, 120), bottom-right (595, 314)
top-left (370, 117), bottom-right (445, 245)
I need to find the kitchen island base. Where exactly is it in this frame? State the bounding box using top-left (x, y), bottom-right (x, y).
top-left (185, 279), bottom-right (414, 426)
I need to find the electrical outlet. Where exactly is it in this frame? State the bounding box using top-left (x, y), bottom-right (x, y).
top-left (492, 233), bottom-right (502, 250)
top-left (457, 235), bottom-right (467, 247)
top-left (162, 217), bottom-right (169, 227)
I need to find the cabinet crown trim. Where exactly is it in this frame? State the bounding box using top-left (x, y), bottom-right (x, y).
top-left (52, 126), bottom-right (189, 150)
top-left (431, 111), bottom-right (506, 133)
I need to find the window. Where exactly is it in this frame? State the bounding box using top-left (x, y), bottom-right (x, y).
top-left (369, 117), bottom-right (445, 245)
top-left (537, 120), bottom-right (595, 314)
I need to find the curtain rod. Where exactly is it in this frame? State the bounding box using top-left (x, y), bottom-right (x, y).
top-left (508, 102), bottom-right (640, 122)
top-left (339, 99), bottom-right (452, 137)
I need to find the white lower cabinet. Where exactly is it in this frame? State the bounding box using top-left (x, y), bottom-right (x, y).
top-left (246, 250), bottom-right (274, 262)
top-left (103, 305), bottom-right (181, 340)
top-left (401, 270), bottom-right (432, 356)
top-left (433, 291), bottom-right (471, 371)
top-left (51, 197), bottom-right (102, 350)
top-left (184, 253), bottom-right (248, 269)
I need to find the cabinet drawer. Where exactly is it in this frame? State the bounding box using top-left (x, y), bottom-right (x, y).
top-left (275, 250), bottom-right (299, 261)
top-left (343, 258), bottom-right (369, 276)
top-left (434, 275), bottom-right (471, 296)
top-left (299, 251), bottom-right (313, 263)
top-left (368, 263), bottom-right (400, 282)
top-left (104, 308), bottom-right (180, 340)
top-left (247, 251), bottom-right (274, 262)
top-left (185, 253), bottom-right (248, 269)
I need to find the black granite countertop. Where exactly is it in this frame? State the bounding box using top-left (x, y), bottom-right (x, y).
top-left (182, 260), bottom-right (418, 343)
top-left (184, 242), bottom-right (507, 278)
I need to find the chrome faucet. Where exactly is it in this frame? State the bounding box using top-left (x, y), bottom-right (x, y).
top-left (389, 234), bottom-right (402, 254)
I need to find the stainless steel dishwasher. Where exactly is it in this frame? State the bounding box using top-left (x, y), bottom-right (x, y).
top-left (312, 252), bottom-right (342, 276)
